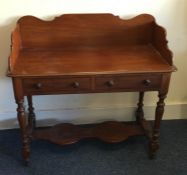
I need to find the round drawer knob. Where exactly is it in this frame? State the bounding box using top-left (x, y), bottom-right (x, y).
top-left (72, 82), bottom-right (80, 88)
top-left (106, 80), bottom-right (115, 87)
top-left (143, 79), bottom-right (151, 86)
top-left (35, 83), bottom-right (42, 89)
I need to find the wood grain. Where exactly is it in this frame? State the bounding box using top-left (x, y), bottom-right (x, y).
top-left (9, 45), bottom-right (174, 77)
top-left (8, 14), bottom-right (176, 77)
top-left (33, 121), bottom-right (145, 145)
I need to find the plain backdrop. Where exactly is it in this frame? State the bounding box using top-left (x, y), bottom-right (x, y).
top-left (0, 0), bottom-right (187, 129)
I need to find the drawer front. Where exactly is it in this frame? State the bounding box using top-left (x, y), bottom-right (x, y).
top-left (23, 77), bottom-right (92, 94)
top-left (95, 74), bottom-right (162, 91)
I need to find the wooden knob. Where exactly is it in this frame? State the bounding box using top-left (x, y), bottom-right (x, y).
top-left (35, 83), bottom-right (42, 89)
top-left (143, 79), bottom-right (151, 86)
top-left (72, 82), bottom-right (80, 88)
top-left (106, 80), bottom-right (114, 87)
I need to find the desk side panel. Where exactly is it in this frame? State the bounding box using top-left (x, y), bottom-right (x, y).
top-left (152, 22), bottom-right (173, 66)
top-left (8, 25), bottom-right (22, 75)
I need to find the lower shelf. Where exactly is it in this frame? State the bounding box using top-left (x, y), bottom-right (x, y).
top-left (32, 121), bottom-right (146, 146)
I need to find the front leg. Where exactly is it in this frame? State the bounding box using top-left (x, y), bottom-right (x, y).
top-left (16, 98), bottom-right (30, 165)
top-left (149, 92), bottom-right (167, 159)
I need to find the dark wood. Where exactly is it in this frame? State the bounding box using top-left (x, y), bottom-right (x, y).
top-left (136, 92), bottom-right (145, 123)
top-left (9, 46), bottom-right (174, 77)
top-left (17, 100), bottom-right (30, 165)
top-left (23, 77), bottom-right (92, 94)
top-left (27, 95), bottom-right (36, 130)
top-left (149, 92), bottom-right (167, 159)
top-left (7, 13), bottom-right (176, 164)
top-left (12, 78), bottom-right (30, 165)
top-left (33, 121), bottom-right (145, 145)
top-left (136, 92), bottom-right (153, 139)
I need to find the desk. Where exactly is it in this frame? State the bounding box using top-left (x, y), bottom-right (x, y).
top-left (8, 14), bottom-right (176, 165)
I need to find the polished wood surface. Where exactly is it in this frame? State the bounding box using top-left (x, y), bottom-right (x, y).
top-left (8, 14), bottom-right (174, 77)
top-left (16, 14), bottom-right (154, 48)
top-left (8, 13), bottom-right (176, 165)
top-left (33, 121), bottom-right (145, 145)
top-left (10, 45), bottom-right (173, 77)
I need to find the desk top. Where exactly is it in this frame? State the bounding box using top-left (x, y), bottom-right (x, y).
top-left (8, 14), bottom-right (176, 77)
top-left (9, 45), bottom-right (174, 77)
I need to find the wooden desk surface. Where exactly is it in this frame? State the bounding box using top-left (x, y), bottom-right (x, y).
top-left (10, 45), bottom-right (173, 77)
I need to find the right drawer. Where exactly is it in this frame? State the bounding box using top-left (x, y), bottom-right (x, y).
top-left (95, 74), bottom-right (162, 91)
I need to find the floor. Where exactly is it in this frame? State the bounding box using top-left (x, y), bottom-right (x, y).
top-left (0, 120), bottom-right (187, 175)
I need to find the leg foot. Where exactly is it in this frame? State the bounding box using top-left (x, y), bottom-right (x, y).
top-left (23, 159), bottom-right (30, 166)
top-left (149, 140), bottom-right (159, 159)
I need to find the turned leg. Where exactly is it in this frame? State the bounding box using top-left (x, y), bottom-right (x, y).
top-left (27, 95), bottom-right (36, 129)
top-left (16, 98), bottom-right (30, 165)
top-left (149, 92), bottom-right (167, 159)
top-left (136, 91), bottom-right (144, 123)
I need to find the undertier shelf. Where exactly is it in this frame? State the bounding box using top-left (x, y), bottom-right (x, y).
top-left (32, 121), bottom-right (148, 145)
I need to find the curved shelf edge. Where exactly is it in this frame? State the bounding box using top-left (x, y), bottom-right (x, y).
top-left (153, 21), bottom-right (173, 66)
top-left (17, 13), bottom-right (155, 25)
top-left (32, 121), bottom-right (145, 146)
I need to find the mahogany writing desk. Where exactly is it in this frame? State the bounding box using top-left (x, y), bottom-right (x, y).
top-left (7, 14), bottom-right (176, 165)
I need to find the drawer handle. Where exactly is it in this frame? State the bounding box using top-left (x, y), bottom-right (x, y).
top-left (143, 79), bottom-right (151, 86)
top-left (72, 82), bottom-right (80, 88)
top-left (35, 83), bottom-right (42, 89)
top-left (106, 80), bottom-right (115, 87)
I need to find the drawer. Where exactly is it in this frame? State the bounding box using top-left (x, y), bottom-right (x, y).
top-left (23, 77), bottom-right (92, 94)
top-left (95, 74), bottom-right (162, 91)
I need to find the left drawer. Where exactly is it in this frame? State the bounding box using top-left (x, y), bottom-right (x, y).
top-left (23, 77), bottom-right (92, 94)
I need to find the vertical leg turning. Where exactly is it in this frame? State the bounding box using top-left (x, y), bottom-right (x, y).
top-left (149, 92), bottom-right (167, 159)
top-left (16, 99), bottom-right (30, 165)
top-left (27, 95), bottom-right (36, 130)
top-left (136, 92), bottom-right (144, 123)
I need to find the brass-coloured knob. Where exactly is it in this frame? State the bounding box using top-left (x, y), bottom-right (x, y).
top-left (106, 80), bottom-right (115, 87)
top-left (143, 79), bottom-right (151, 86)
top-left (35, 83), bottom-right (42, 89)
top-left (72, 81), bottom-right (80, 88)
